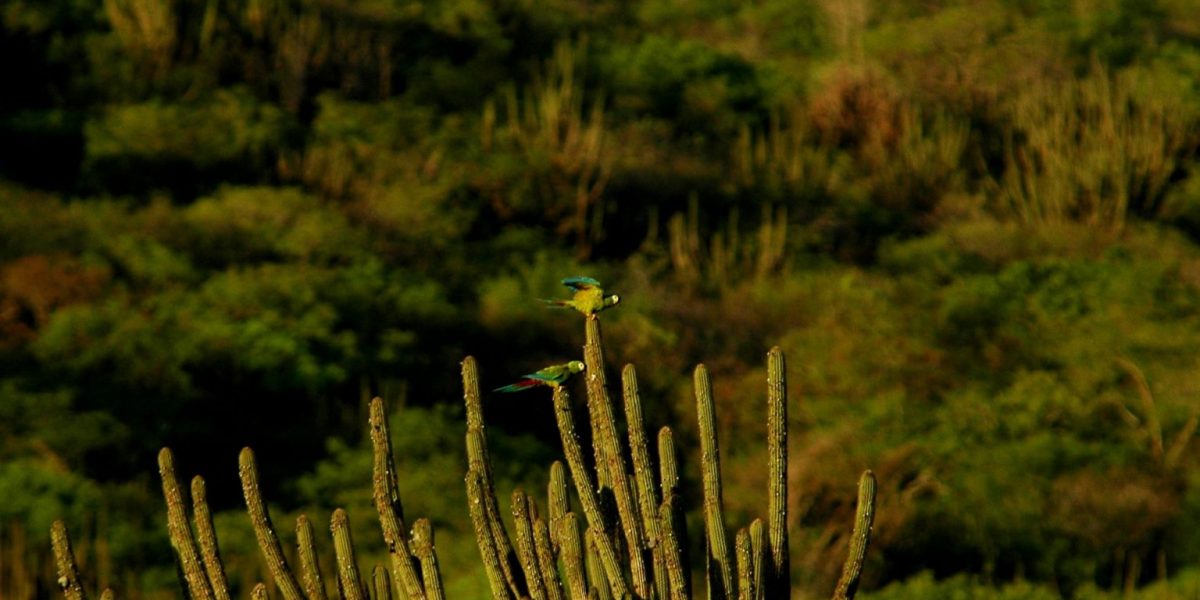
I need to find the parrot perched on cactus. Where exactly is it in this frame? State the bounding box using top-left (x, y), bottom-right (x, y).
top-left (494, 361), bottom-right (586, 393)
top-left (542, 276), bottom-right (620, 316)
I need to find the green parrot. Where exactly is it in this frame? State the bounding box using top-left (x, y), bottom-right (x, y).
top-left (542, 276), bottom-right (620, 316)
top-left (494, 360), bottom-right (586, 393)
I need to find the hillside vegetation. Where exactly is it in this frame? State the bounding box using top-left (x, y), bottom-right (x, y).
top-left (3, 0), bottom-right (1200, 597)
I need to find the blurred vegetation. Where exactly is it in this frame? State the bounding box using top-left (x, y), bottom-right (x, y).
top-left (4, 0), bottom-right (1200, 597)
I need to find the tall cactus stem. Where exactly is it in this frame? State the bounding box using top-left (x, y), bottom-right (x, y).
top-left (331, 508), bottom-right (365, 600)
top-left (533, 516), bottom-right (566, 600)
top-left (585, 529), bottom-right (613, 600)
top-left (463, 357), bottom-right (525, 597)
top-left (551, 385), bottom-right (631, 598)
top-left (512, 490), bottom-right (549, 600)
top-left (833, 470), bottom-right (877, 600)
top-left (295, 515), bottom-right (329, 600)
top-left (51, 520), bottom-right (88, 600)
top-left (466, 469), bottom-right (514, 600)
top-left (656, 497), bottom-right (688, 600)
top-left (99, 589), bottom-right (114, 600)
top-left (238, 447), bottom-right (304, 600)
top-left (190, 476), bottom-right (232, 600)
top-left (766, 347), bottom-right (789, 598)
top-left (558, 512), bottom-right (588, 600)
top-left (694, 365), bottom-right (734, 599)
top-left (157, 448), bottom-right (215, 600)
top-left (583, 319), bottom-right (651, 598)
top-left (657, 428), bottom-right (678, 496)
top-left (622, 364), bottom-right (666, 599)
top-left (369, 397), bottom-right (428, 600)
top-left (749, 520), bottom-right (764, 600)
top-left (372, 565), bottom-right (393, 600)
top-left (411, 518), bottom-right (445, 600)
top-left (735, 529), bottom-right (753, 600)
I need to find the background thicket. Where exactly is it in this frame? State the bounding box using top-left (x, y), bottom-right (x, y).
top-left (3, 0), bottom-right (1200, 598)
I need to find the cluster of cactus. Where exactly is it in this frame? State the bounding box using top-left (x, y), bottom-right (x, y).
top-left (50, 396), bottom-right (445, 600)
top-left (48, 307), bottom-right (876, 600)
top-left (462, 316), bottom-right (876, 600)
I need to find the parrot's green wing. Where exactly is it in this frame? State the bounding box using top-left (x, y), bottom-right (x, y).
top-left (562, 276), bottom-right (602, 291)
top-left (526, 365), bottom-right (568, 384)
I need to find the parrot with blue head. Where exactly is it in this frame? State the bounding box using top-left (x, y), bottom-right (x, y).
top-left (542, 276), bottom-right (620, 316)
top-left (494, 360), bottom-right (586, 393)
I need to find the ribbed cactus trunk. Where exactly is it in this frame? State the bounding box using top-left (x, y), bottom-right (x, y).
top-left (833, 471), bottom-right (877, 600)
top-left (766, 347), bottom-right (789, 599)
top-left (694, 365), bottom-right (734, 599)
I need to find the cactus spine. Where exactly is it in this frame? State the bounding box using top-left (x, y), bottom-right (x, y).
top-left (369, 397), bottom-right (428, 600)
top-left (239, 447), bottom-right (305, 600)
top-left (833, 471), bottom-right (877, 600)
top-left (695, 365), bottom-right (734, 599)
top-left (157, 448), bottom-right (216, 600)
top-left (190, 476), bottom-right (232, 600)
top-left (766, 347), bottom-right (789, 598)
top-left (295, 514), bottom-right (329, 600)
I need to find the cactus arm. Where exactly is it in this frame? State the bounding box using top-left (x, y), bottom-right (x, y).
top-left (533, 516), bottom-right (566, 600)
top-left (464, 357), bottom-right (526, 597)
top-left (558, 512), bottom-right (589, 600)
top-left (766, 347), bottom-right (789, 598)
top-left (694, 365), bottom-right (734, 599)
top-left (369, 398), bottom-right (428, 600)
top-left (551, 385), bottom-right (631, 598)
top-left (833, 471), bottom-right (877, 600)
top-left (749, 520), bottom-right (764, 600)
top-left (548, 461), bottom-right (569, 552)
top-left (251, 582), bottom-right (269, 600)
top-left (190, 476), bottom-right (232, 600)
top-left (238, 447), bottom-right (305, 600)
top-left (99, 589), bottom-right (114, 600)
top-left (372, 565), bottom-right (393, 600)
top-left (331, 508), bottom-right (366, 600)
top-left (736, 528), bottom-right (753, 600)
top-left (512, 490), bottom-right (549, 600)
top-left (411, 518), bottom-right (446, 600)
top-left (51, 520), bottom-right (88, 600)
top-left (583, 319), bottom-right (651, 598)
top-left (295, 515), bottom-right (329, 600)
top-left (466, 469), bottom-right (515, 600)
top-left (157, 448), bottom-right (215, 600)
